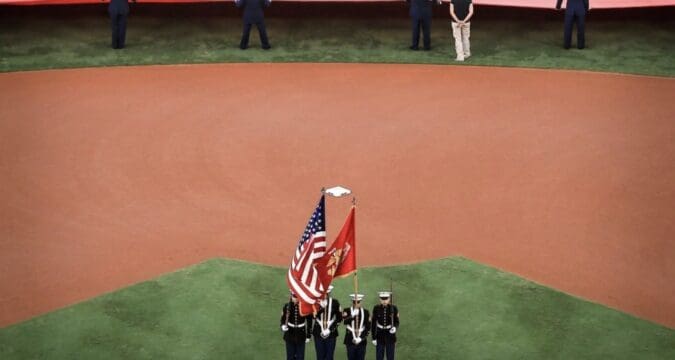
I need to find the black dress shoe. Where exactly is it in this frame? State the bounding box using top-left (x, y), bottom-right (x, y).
top-left (409, 46), bottom-right (419, 51)
top-left (423, 47), bottom-right (431, 51)
top-left (240, 45), bottom-right (248, 50)
top-left (262, 45), bottom-right (271, 50)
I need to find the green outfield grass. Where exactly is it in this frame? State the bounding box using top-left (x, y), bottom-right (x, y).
top-left (1, 11), bottom-right (674, 75)
top-left (1, 257), bottom-right (673, 359)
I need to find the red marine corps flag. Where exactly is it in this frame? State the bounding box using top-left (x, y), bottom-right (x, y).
top-left (286, 195), bottom-right (328, 316)
top-left (319, 205), bottom-right (356, 289)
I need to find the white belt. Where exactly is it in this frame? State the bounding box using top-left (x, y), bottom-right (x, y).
top-left (376, 323), bottom-right (392, 330)
top-left (287, 323), bottom-right (305, 328)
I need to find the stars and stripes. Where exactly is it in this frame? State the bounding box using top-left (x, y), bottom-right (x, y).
top-left (287, 194), bottom-right (327, 315)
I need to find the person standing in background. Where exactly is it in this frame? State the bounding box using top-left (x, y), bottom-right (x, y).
top-left (235, 0), bottom-right (272, 50)
top-left (556, 0), bottom-right (590, 49)
top-left (449, 0), bottom-right (473, 61)
top-left (406, 0), bottom-right (442, 51)
top-left (107, 0), bottom-right (136, 49)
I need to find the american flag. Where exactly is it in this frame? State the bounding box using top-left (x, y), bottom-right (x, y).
top-left (287, 194), bottom-right (327, 315)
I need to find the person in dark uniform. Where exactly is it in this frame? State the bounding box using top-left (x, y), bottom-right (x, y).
top-left (405, 0), bottom-right (441, 50)
top-left (107, 0), bottom-right (135, 49)
top-left (556, 0), bottom-right (590, 49)
top-left (234, 0), bottom-right (272, 50)
top-left (342, 294), bottom-right (370, 360)
top-left (312, 285), bottom-right (342, 360)
top-left (371, 291), bottom-right (400, 360)
top-left (280, 291), bottom-right (312, 360)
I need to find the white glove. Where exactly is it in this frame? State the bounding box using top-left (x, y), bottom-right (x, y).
top-left (319, 299), bottom-right (327, 308)
top-left (305, 338), bottom-right (311, 343)
top-left (281, 325), bottom-right (288, 332)
top-left (389, 326), bottom-right (397, 334)
top-left (351, 309), bottom-right (359, 317)
top-left (372, 340), bottom-right (377, 346)
top-left (321, 329), bottom-right (331, 338)
top-left (352, 337), bottom-right (362, 345)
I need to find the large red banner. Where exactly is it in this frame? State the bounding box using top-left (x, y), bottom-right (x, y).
top-left (1, 0), bottom-right (673, 9)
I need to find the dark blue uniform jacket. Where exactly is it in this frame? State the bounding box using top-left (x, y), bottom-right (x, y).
top-left (407, 0), bottom-right (433, 19)
top-left (108, 0), bottom-right (130, 15)
top-left (556, 0), bottom-right (589, 12)
top-left (236, 0), bottom-right (271, 24)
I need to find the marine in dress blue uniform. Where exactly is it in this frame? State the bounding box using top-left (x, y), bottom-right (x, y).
top-left (342, 294), bottom-right (370, 360)
top-left (312, 285), bottom-right (342, 360)
top-left (281, 292), bottom-right (312, 360)
top-left (406, 0), bottom-right (440, 50)
top-left (556, 0), bottom-right (589, 49)
top-left (235, 0), bottom-right (272, 50)
top-left (108, 0), bottom-right (135, 49)
top-left (371, 292), bottom-right (400, 360)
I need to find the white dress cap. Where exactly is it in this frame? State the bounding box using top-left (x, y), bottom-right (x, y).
top-left (378, 291), bottom-right (392, 298)
top-left (349, 293), bottom-right (365, 301)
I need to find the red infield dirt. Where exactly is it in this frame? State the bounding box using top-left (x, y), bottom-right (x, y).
top-left (1, 63), bottom-right (673, 328)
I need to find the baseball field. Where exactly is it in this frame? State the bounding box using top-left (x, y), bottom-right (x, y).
top-left (1, 3), bottom-right (674, 359)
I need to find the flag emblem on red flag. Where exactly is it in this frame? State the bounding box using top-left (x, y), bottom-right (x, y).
top-left (286, 195), bottom-right (327, 315)
top-left (320, 206), bottom-right (356, 288)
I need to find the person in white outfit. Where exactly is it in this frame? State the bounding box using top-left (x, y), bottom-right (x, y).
top-left (449, 0), bottom-right (474, 61)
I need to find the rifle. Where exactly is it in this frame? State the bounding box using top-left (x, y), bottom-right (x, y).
top-left (390, 279), bottom-right (395, 327)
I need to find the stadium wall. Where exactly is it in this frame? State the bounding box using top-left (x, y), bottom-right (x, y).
top-left (1, 0), bottom-right (674, 9)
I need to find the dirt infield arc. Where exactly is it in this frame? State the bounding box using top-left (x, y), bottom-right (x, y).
top-left (1, 63), bottom-right (673, 328)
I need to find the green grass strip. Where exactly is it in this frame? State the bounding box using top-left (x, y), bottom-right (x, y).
top-left (1, 15), bottom-right (674, 75)
top-left (1, 257), bottom-right (673, 359)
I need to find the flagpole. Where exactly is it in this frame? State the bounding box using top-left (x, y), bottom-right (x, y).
top-left (351, 196), bottom-right (360, 338)
top-left (322, 189), bottom-right (357, 338)
top-left (353, 271), bottom-right (359, 297)
top-left (352, 196), bottom-right (358, 298)
top-left (354, 270), bottom-right (360, 339)
top-left (316, 186), bottom-right (326, 318)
